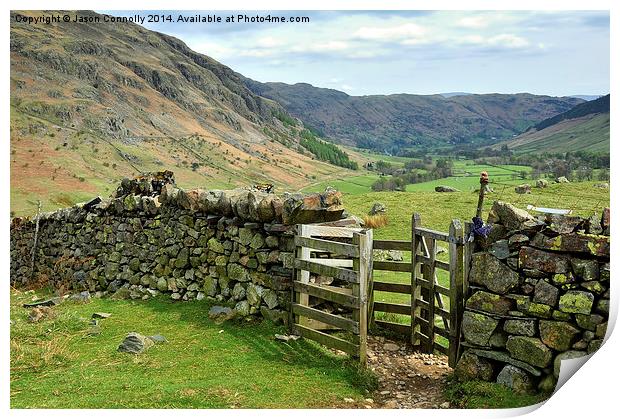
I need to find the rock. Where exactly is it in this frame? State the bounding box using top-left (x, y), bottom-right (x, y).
top-left (581, 281), bottom-right (605, 294)
top-left (203, 276), bottom-right (219, 297)
top-left (92, 312), bottom-right (112, 319)
top-left (601, 207), bottom-right (610, 233)
top-left (489, 240), bottom-right (510, 259)
top-left (535, 179), bottom-right (549, 188)
top-left (506, 336), bottom-right (553, 368)
top-left (147, 334), bottom-right (167, 343)
top-left (487, 201), bottom-right (535, 231)
top-left (435, 186), bottom-right (460, 192)
top-left (554, 351), bottom-right (586, 378)
top-left (282, 189), bottom-right (344, 225)
top-left (594, 182), bottom-right (609, 189)
top-left (275, 334), bottom-right (300, 342)
top-left (86, 325), bottom-right (102, 336)
top-left (545, 214), bottom-right (583, 234)
top-left (260, 307), bottom-right (287, 324)
top-left (454, 351), bottom-right (495, 381)
top-left (208, 306), bottom-right (236, 323)
top-left (227, 264), bottom-right (250, 282)
top-left (497, 365), bottom-right (534, 394)
top-left (466, 291), bottom-right (514, 315)
top-left (369, 202), bottom-right (387, 215)
top-left (234, 300), bottom-right (250, 317)
top-left (462, 311), bottom-right (499, 346)
top-left (508, 234), bottom-right (529, 248)
top-left (538, 374), bottom-right (557, 393)
top-left (469, 252), bottom-right (519, 294)
top-left (28, 306), bottom-right (54, 323)
top-left (156, 278), bottom-right (168, 292)
top-left (111, 287), bottom-right (131, 300)
top-left (558, 291), bottom-right (594, 314)
top-left (533, 280), bottom-right (559, 306)
top-left (514, 184), bottom-right (531, 194)
top-left (246, 283), bottom-right (264, 306)
top-left (262, 289), bottom-right (279, 309)
top-left (588, 339), bottom-right (602, 353)
top-left (383, 342), bottom-right (400, 351)
top-left (556, 176), bottom-right (570, 183)
top-left (22, 297), bottom-right (62, 308)
top-left (519, 247), bottom-right (570, 273)
top-left (117, 332), bottom-right (154, 354)
top-left (570, 259), bottom-right (599, 281)
top-left (575, 313), bottom-right (604, 331)
top-left (69, 291), bottom-right (91, 303)
top-left (232, 283), bottom-right (246, 301)
top-left (539, 321), bottom-right (580, 351)
top-left (373, 249), bottom-right (404, 262)
top-left (467, 348), bottom-right (542, 376)
top-left (531, 232), bottom-right (609, 257)
top-left (504, 319), bottom-right (537, 337)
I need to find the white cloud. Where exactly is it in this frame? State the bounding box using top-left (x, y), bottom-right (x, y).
top-left (457, 16), bottom-right (488, 29)
top-left (354, 23), bottom-right (426, 42)
top-left (255, 36), bottom-right (283, 48)
top-left (459, 33), bottom-right (530, 49)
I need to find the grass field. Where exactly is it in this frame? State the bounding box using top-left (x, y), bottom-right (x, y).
top-left (10, 289), bottom-right (375, 408)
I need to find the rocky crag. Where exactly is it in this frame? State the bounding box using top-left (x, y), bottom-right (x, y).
top-left (455, 201), bottom-right (610, 394)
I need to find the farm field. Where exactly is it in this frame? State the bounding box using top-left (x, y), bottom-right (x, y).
top-left (10, 289), bottom-right (374, 408)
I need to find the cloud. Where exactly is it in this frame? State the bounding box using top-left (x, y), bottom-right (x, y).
top-left (353, 23), bottom-right (426, 42)
top-left (459, 33), bottom-right (530, 49)
top-left (457, 16), bottom-right (488, 29)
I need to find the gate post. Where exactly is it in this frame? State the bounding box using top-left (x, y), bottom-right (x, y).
top-left (353, 229), bottom-right (372, 365)
top-left (448, 219), bottom-right (465, 368)
top-left (410, 213), bottom-right (422, 346)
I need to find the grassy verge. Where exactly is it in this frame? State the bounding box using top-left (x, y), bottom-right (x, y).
top-left (10, 289), bottom-right (376, 408)
top-left (444, 378), bottom-right (551, 409)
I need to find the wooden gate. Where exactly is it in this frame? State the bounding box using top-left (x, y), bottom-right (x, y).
top-left (370, 214), bottom-right (470, 367)
top-left (290, 224), bottom-right (373, 364)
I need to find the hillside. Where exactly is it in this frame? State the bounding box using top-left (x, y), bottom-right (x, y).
top-left (498, 94), bottom-right (610, 154)
top-left (10, 10), bottom-right (354, 216)
top-left (244, 80), bottom-right (584, 152)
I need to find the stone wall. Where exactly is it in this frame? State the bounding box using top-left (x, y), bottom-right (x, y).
top-left (455, 201), bottom-right (610, 394)
top-left (10, 174), bottom-right (351, 324)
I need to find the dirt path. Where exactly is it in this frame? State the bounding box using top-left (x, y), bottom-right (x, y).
top-left (341, 336), bottom-right (453, 409)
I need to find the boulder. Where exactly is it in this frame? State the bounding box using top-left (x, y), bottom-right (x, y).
top-left (118, 332), bottom-right (154, 354)
top-left (462, 311), bottom-right (499, 346)
top-left (545, 214), bottom-right (583, 234)
top-left (539, 321), bottom-right (580, 351)
top-left (489, 240), bottom-right (510, 259)
top-left (435, 186), bottom-right (460, 193)
top-left (369, 202), bottom-right (387, 215)
top-left (487, 201), bottom-right (536, 231)
top-left (514, 184), bottom-right (531, 194)
top-left (570, 259), bottom-right (599, 281)
top-left (535, 179), bottom-right (548, 188)
top-left (234, 300), bottom-right (250, 317)
top-left (469, 252), bottom-right (519, 294)
top-left (555, 176), bottom-right (570, 183)
top-left (282, 189), bottom-right (344, 225)
top-left (506, 336), bottom-right (553, 368)
top-left (454, 351), bottom-right (495, 381)
top-left (247, 283), bottom-right (264, 307)
top-left (497, 365), bottom-right (534, 394)
top-left (208, 306), bottom-right (236, 323)
top-left (531, 232), bottom-right (609, 257)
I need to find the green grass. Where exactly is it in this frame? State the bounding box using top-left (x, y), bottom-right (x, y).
top-left (444, 378), bottom-right (549, 409)
top-left (10, 289), bottom-right (376, 408)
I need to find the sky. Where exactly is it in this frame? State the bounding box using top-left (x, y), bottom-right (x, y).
top-left (103, 10), bottom-right (609, 97)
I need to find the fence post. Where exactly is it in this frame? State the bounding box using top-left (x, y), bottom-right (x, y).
top-left (410, 213), bottom-right (422, 346)
top-left (294, 224), bottom-right (311, 328)
top-left (353, 230), bottom-right (371, 365)
top-left (448, 219), bottom-right (465, 368)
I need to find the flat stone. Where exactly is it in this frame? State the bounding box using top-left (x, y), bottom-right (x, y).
top-left (454, 351), bottom-right (494, 381)
top-left (531, 232), bottom-right (609, 257)
top-left (467, 348), bottom-right (541, 376)
top-left (497, 365), bottom-right (534, 394)
top-left (92, 312), bottom-right (112, 319)
top-left (506, 336), bottom-right (553, 368)
top-left (539, 321), bottom-right (580, 351)
top-left (575, 313), bottom-right (604, 331)
top-left (208, 306), bottom-right (236, 323)
top-left (466, 291), bottom-right (514, 315)
top-left (462, 311), bottom-right (499, 346)
top-left (519, 246), bottom-right (570, 273)
top-left (504, 319), bottom-right (537, 337)
top-left (571, 259), bottom-right (599, 281)
top-left (469, 252), bottom-right (519, 294)
top-left (490, 240), bottom-right (510, 259)
top-left (487, 201), bottom-right (536, 231)
top-left (147, 334), bottom-right (167, 343)
top-left (383, 342), bottom-right (400, 352)
top-left (559, 291), bottom-right (594, 314)
top-left (533, 280), bottom-right (559, 306)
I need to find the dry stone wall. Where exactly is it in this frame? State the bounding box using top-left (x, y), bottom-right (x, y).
top-left (10, 174), bottom-right (350, 324)
top-left (456, 201), bottom-right (610, 394)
